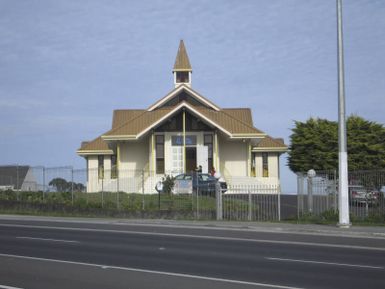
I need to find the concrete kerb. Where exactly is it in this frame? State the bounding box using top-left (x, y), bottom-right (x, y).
top-left (112, 219), bottom-right (385, 239)
top-left (0, 214), bottom-right (384, 239)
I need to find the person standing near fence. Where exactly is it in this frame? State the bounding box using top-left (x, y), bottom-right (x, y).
top-left (210, 167), bottom-right (216, 176)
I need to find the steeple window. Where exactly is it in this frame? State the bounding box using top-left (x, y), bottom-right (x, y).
top-left (176, 72), bottom-right (189, 84)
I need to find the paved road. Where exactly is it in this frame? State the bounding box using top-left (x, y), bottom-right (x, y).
top-left (0, 216), bottom-right (384, 289)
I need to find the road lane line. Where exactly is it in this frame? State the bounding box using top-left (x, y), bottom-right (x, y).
top-left (1, 223), bottom-right (384, 251)
top-left (0, 285), bottom-right (24, 289)
top-left (16, 236), bottom-right (79, 244)
top-left (0, 253), bottom-right (304, 289)
top-left (265, 257), bottom-right (384, 270)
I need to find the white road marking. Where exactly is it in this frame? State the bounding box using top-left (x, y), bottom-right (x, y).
top-left (0, 285), bottom-right (24, 289)
top-left (16, 236), bottom-right (79, 244)
top-left (0, 253), bottom-right (304, 289)
top-left (266, 257), bottom-right (384, 270)
top-left (1, 223), bottom-right (384, 251)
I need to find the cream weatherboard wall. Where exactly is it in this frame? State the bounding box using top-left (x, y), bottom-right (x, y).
top-left (87, 155), bottom-right (99, 192)
top-left (218, 135), bottom-right (248, 178)
top-left (119, 138), bottom-right (149, 173)
top-left (268, 153), bottom-right (279, 178)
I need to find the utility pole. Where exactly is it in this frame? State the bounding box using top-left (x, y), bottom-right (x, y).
top-left (337, 0), bottom-right (350, 227)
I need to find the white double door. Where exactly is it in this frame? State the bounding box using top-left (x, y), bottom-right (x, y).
top-left (170, 145), bottom-right (208, 174)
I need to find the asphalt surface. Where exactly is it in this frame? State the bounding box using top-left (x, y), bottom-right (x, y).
top-left (0, 215), bottom-right (384, 289)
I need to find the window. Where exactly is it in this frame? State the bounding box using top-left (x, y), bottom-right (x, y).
top-left (251, 152), bottom-right (256, 177)
top-left (111, 155), bottom-right (117, 179)
top-left (176, 72), bottom-right (189, 83)
top-left (262, 153), bottom-right (269, 177)
top-left (98, 155), bottom-right (104, 179)
top-left (204, 134), bottom-right (213, 172)
top-left (171, 135), bottom-right (196, 146)
top-left (156, 135), bottom-right (165, 174)
top-left (172, 147), bottom-right (183, 173)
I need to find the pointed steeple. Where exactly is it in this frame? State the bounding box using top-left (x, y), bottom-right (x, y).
top-left (173, 40), bottom-right (192, 87)
top-left (173, 40), bottom-right (192, 72)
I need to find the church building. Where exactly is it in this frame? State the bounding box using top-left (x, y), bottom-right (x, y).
top-left (77, 40), bottom-right (287, 193)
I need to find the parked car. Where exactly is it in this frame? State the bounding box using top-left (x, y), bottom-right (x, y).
top-left (349, 185), bottom-right (380, 206)
top-left (174, 173), bottom-right (227, 195)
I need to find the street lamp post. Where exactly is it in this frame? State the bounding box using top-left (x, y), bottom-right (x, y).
top-left (337, 0), bottom-right (350, 227)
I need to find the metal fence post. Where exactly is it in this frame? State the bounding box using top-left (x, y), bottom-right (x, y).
top-left (43, 166), bottom-right (46, 200)
top-left (16, 165), bottom-right (19, 191)
top-left (278, 185), bottom-right (281, 221)
top-left (117, 167), bottom-right (120, 210)
top-left (297, 174), bottom-right (302, 220)
top-left (117, 190), bottom-right (120, 211)
top-left (196, 173), bottom-right (200, 220)
top-left (248, 188), bottom-right (252, 221)
top-left (307, 176), bottom-right (313, 214)
top-left (142, 169), bottom-right (145, 210)
top-left (333, 170), bottom-right (338, 212)
top-left (101, 178), bottom-right (104, 208)
top-left (71, 167), bottom-right (74, 206)
top-left (216, 181), bottom-right (222, 220)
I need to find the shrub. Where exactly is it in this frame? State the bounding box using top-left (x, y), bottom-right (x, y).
top-left (162, 175), bottom-right (175, 195)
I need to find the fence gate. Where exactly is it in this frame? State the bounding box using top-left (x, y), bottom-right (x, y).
top-left (221, 185), bottom-right (280, 221)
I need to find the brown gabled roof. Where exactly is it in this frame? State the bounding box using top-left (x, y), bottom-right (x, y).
top-left (77, 136), bottom-right (113, 154)
top-left (103, 108), bottom-right (173, 139)
top-left (147, 85), bottom-right (220, 111)
top-left (173, 40), bottom-right (192, 72)
top-left (102, 103), bottom-right (265, 140)
top-left (78, 105), bottom-right (271, 153)
top-left (194, 106), bottom-right (264, 136)
top-left (252, 136), bottom-right (288, 152)
top-left (112, 109), bottom-right (145, 129)
top-left (222, 108), bottom-right (253, 126)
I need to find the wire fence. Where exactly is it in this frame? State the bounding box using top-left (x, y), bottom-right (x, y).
top-left (297, 170), bottom-right (385, 221)
top-left (0, 166), bottom-right (281, 221)
top-left (2, 165), bottom-right (384, 222)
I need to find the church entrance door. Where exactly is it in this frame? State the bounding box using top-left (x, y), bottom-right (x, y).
top-left (185, 147), bottom-right (197, 173)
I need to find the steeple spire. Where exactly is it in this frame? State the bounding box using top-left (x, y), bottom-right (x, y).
top-left (173, 40), bottom-right (192, 87)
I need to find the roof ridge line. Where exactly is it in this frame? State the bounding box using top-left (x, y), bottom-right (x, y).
top-left (186, 85), bottom-right (221, 110)
top-left (147, 85), bottom-right (221, 112)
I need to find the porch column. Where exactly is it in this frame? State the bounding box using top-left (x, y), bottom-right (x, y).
top-left (117, 142), bottom-right (120, 180)
top-left (151, 131), bottom-right (155, 174)
top-left (183, 109), bottom-right (186, 173)
top-left (104, 155), bottom-right (111, 179)
top-left (214, 130), bottom-right (219, 171)
top-left (247, 140), bottom-right (251, 177)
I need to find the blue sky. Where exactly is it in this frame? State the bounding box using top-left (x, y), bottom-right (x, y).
top-left (0, 0), bottom-right (384, 192)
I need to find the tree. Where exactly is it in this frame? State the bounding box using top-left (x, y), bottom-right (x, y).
top-left (67, 182), bottom-right (86, 192)
top-left (48, 178), bottom-right (85, 192)
top-left (288, 116), bottom-right (385, 173)
top-left (49, 178), bottom-right (70, 192)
